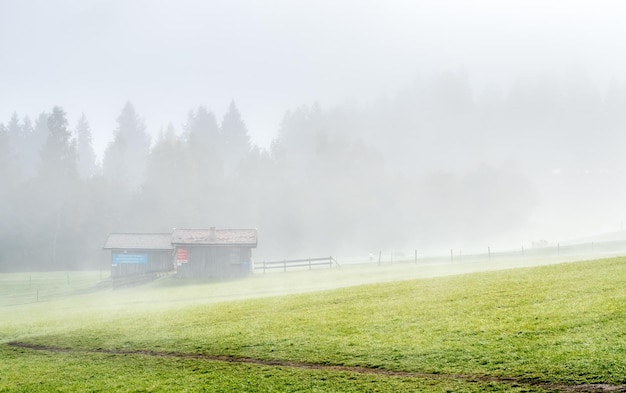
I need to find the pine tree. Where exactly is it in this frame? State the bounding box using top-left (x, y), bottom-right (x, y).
top-left (4, 113), bottom-right (42, 179)
top-left (22, 112), bottom-right (50, 178)
top-left (102, 102), bottom-right (151, 191)
top-left (0, 123), bottom-right (18, 187)
top-left (220, 101), bottom-right (251, 174)
top-left (186, 106), bottom-right (220, 147)
top-left (36, 106), bottom-right (80, 269)
top-left (75, 113), bottom-right (98, 178)
top-left (273, 103), bottom-right (324, 176)
top-left (174, 107), bottom-right (223, 226)
top-left (135, 123), bottom-right (192, 229)
top-left (6, 112), bottom-right (22, 154)
top-left (39, 106), bottom-right (78, 181)
top-left (185, 106), bottom-right (223, 181)
top-left (0, 124), bottom-right (11, 270)
top-left (21, 115), bottom-right (34, 171)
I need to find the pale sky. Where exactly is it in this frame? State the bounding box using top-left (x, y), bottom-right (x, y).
top-left (2, 0), bottom-right (626, 157)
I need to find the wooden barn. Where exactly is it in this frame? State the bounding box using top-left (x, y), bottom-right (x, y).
top-left (103, 233), bottom-right (174, 279)
top-left (172, 227), bottom-right (258, 279)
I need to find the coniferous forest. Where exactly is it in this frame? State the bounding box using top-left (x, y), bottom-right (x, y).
top-left (2, 70), bottom-right (626, 272)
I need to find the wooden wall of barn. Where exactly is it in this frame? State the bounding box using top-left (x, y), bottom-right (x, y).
top-left (110, 250), bottom-right (173, 278)
top-left (175, 246), bottom-right (252, 279)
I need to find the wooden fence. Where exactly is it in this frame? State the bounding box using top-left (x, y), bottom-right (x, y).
top-left (254, 257), bottom-right (337, 273)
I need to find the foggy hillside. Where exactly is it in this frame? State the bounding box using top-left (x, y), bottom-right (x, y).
top-left (2, 1), bottom-right (626, 271)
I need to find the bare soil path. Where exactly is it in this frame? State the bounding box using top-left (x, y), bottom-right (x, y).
top-left (7, 342), bottom-right (625, 392)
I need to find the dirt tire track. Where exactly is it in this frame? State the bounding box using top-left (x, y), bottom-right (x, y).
top-left (7, 342), bottom-right (626, 392)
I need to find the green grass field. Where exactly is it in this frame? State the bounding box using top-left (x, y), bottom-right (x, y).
top-left (1, 257), bottom-right (625, 392)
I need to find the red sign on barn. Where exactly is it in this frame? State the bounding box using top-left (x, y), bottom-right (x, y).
top-left (176, 248), bottom-right (188, 264)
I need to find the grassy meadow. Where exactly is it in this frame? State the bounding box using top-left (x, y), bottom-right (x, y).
top-left (0, 256), bottom-right (625, 392)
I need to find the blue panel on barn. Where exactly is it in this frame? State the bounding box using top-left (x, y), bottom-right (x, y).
top-left (112, 253), bottom-right (149, 265)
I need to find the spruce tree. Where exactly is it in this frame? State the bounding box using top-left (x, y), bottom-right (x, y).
top-left (137, 123), bottom-right (191, 229)
top-left (102, 102), bottom-right (151, 191)
top-left (0, 123), bottom-right (18, 187)
top-left (24, 112), bottom-right (50, 177)
top-left (39, 106), bottom-right (78, 181)
top-left (186, 106), bottom-right (220, 147)
top-left (37, 106), bottom-right (79, 269)
top-left (6, 112), bottom-right (22, 154)
top-left (75, 113), bottom-right (98, 178)
top-left (185, 106), bottom-right (223, 181)
top-left (220, 101), bottom-right (251, 174)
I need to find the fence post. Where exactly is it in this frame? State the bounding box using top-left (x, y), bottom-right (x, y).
top-left (309, 258), bottom-right (311, 270)
top-left (522, 245), bottom-right (525, 257)
top-left (284, 259), bottom-right (287, 272)
top-left (263, 261), bottom-right (266, 274)
top-left (450, 249), bottom-right (453, 263)
top-left (488, 246), bottom-right (491, 259)
top-left (415, 249), bottom-right (417, 264)
top-left (378, 251), bottom-right (381, 265)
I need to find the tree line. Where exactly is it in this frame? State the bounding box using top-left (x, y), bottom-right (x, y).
top-left (1, 70), bottom-right (624, 271)
top-left (0, 101), bottom-right (257, 271)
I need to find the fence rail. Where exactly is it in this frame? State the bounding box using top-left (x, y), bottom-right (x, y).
top-left (254, 257), bottom-right (337, 273)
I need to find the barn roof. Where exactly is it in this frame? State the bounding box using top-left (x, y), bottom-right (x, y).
top-left (172, 228), bottom-right (258, 247)
top-left (103, 233), bottom-right (174, 250)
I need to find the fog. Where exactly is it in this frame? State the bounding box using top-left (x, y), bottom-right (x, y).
top-left (2, 1), bottom-right (626, 270)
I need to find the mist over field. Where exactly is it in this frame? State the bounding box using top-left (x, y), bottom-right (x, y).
top-left (2, 0), bottom-right (626, 270)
